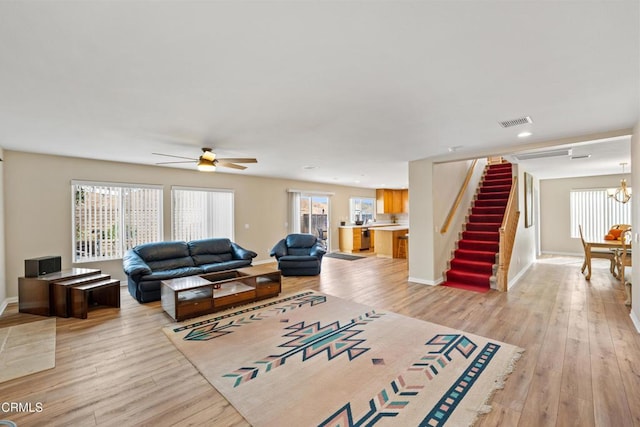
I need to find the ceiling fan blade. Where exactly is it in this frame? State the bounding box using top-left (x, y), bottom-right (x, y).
top-left (215, 158), bottom-right (257, 163)
top-left (152, 152), bottom-right (197, 161)
top-left (216, 162), bottom-right (247, 170)
top-left (156, 161), bottom-right (195, 165)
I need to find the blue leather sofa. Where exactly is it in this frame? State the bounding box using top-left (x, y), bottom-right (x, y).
top-left (270, 233), bottom-right (326, 276)
top-left (123, 238), bottom-right (257, 303)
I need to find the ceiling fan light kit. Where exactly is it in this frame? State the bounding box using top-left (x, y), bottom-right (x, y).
top-left (607, 162), bottom-right (632, 204)
top-left (153, 147), bottom-right (257, 172)
top-left (197, 158), bottom-right (217, 172)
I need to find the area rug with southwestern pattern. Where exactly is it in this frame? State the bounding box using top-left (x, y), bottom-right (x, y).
top-left (163, 291), bottom-right (523, 426)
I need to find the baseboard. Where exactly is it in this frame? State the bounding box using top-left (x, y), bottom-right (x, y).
top-left (507, 261), bottom-right (534, 290)
top-left (408, 276), bottom-right (441, 286)
top-left (631, 310), bottom-right (640, 334)
top-left (0, 296), bottom-right (18, 315)
top-left (539, 251), bottom-right (583, 257)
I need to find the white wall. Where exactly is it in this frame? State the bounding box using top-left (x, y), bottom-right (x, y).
top-left (408, 157), bottom-right (436, 283)
top-left (432, 159), bottom-right (486, 282)
top-left (631, 120), bottom-right (639, 331)
top-left (0, 148), bottom-right (6, 310)
top-left (2, 151), bottom-right (374, 300)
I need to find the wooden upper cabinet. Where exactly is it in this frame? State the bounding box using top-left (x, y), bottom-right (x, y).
top-left (401, 189), bottom-right (409, 213)
top-left (376, 189), bottom-right (408, 214)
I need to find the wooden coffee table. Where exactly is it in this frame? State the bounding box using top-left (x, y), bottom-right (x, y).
top-left (161, 265), bottom-right (281, 321)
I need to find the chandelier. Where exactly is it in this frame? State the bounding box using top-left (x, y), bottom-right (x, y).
top-left (607, 162), bottom-right (632, 204)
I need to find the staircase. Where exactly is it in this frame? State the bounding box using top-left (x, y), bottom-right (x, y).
top-left (443, 162), bottom-right (513, 292)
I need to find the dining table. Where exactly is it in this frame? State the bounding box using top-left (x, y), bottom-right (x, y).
top-left (583, 238), bottom-right (630, 280)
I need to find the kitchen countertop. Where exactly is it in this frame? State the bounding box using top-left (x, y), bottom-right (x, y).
top-left (371, 225), bottom-right (409, 232)
top-left (338, 223), bottom-right (408, 229)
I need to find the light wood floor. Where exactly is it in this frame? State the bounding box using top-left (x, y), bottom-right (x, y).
top-left (1, 255), bottom-right (638, 426)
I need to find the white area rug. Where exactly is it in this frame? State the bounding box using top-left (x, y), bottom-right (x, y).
top-left (0, 318), bottom-right (56, 383)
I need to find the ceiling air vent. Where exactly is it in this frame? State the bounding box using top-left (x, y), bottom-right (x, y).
top-left (499, 116), bottom-right (533, 128)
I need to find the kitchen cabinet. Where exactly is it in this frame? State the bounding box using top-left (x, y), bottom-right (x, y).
top-left (339, 227), bottom-right (359, 253)
top-left (338, 227), bottom-right (373, 253)
top-left (376, 189), bottom-right (408, 214)
top-left (401, 189), bottom-right (409, 213)
top-left (374, 226), bottom-right (409, 258)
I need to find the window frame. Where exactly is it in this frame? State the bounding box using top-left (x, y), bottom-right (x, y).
top-left (349, 196), bottom-right (376, 224)
top-left (171, 186), bottom-right (235, 242)
top-left (570, 187), bottom-right (633, 241)
top-left (71, 180), bottom-right (164, 263)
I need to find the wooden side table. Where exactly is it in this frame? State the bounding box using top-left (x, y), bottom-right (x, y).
top-left (18, 268), bottom-right (101, 317)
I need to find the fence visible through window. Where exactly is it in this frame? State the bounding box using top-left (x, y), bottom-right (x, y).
top-left (72, 181), bottom-right (163, 262)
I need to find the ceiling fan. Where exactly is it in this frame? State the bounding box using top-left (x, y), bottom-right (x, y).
top-left (152, 147), bottom-right (257, 172)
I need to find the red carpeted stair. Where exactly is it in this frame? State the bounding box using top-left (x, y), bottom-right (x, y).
top-left (443, 162), bottom-right (513, 293)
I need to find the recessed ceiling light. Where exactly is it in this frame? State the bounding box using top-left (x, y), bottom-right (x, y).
top-left (448, 145), bottom-right (463, 152)
top-left (517, 131), bottom-right (532, 138)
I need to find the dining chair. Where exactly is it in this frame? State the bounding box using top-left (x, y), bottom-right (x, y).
top-left (616, 229), bottom-right (631, 284)
top-left (579, 225), bottom-right (616, 279)
top-left (616, 230), bottom-right (632, 305)
top-left (611, 224), bottom-right (632, 233)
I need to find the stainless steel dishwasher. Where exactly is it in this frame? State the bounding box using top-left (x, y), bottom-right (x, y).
top-left (360, 227), bottom-right (370, 250)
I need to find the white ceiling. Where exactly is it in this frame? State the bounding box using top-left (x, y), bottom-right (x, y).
top-left (0, 1), bottom-right (638, 187)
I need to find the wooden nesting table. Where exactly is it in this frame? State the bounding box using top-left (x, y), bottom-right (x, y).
top-left (161, 265), bottom-right (282, 321)
top-left (18, 268), bottom-right (121, 319)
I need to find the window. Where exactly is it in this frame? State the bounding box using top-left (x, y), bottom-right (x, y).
top-left (570, 188), bottom-right (632, 240)
top-left (349, 197), bottom-right (375, 223)
top-left (172, 187), bottom-right (234, 241)
top-left (299, 194), bottom-right (329, 243)
top-left (72, 181), bottom-right (163, 262)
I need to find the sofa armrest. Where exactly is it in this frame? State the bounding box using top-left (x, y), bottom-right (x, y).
top-left (230, 242), bottom-right (258, 260)
top-left (123, 249), bottom-right (152, 281)
top-left (270, 239), bottom-right (287, 259)
top-left (309, 242), bottom-right (327, 258)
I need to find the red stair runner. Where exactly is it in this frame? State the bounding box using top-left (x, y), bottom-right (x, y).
top-left (443, 162), bottom-right (513, 293)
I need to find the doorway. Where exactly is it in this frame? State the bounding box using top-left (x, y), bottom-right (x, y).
top-left (299, 194), bottom-right (329, 248)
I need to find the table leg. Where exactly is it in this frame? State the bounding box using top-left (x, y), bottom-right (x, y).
top-left (624, 282), bottom-right (632, 306)
top-left (585, 245), bottom-right (592, 280)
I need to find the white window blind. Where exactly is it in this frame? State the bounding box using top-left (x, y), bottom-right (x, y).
top-left (570, 188), bottom-right (632, 241)
top-left (172, 187), bottom-right (234, 241)
top-left (72, 181), bottom-right (163, 262)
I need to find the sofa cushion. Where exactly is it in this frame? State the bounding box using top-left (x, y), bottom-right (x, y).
top-left (140, 266), bottom-right (203, 282)
top-left (146, 256), bottom-right (196, 272)
top-left (278, 255), bottom-right (320, 269)
top-left (288, 248), bottom-right (312, 256)
top-left (188, 238), bottom-right (235, 265)
top-left (285, 234), bottom-right (317, 249)
top-left (135, 241), bottom-right (191, 262)
top-left (199, 259), bottom-right (252, 273)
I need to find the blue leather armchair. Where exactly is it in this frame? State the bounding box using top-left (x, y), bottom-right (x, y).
top-left (270, 234), bottom-right (326, 276)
